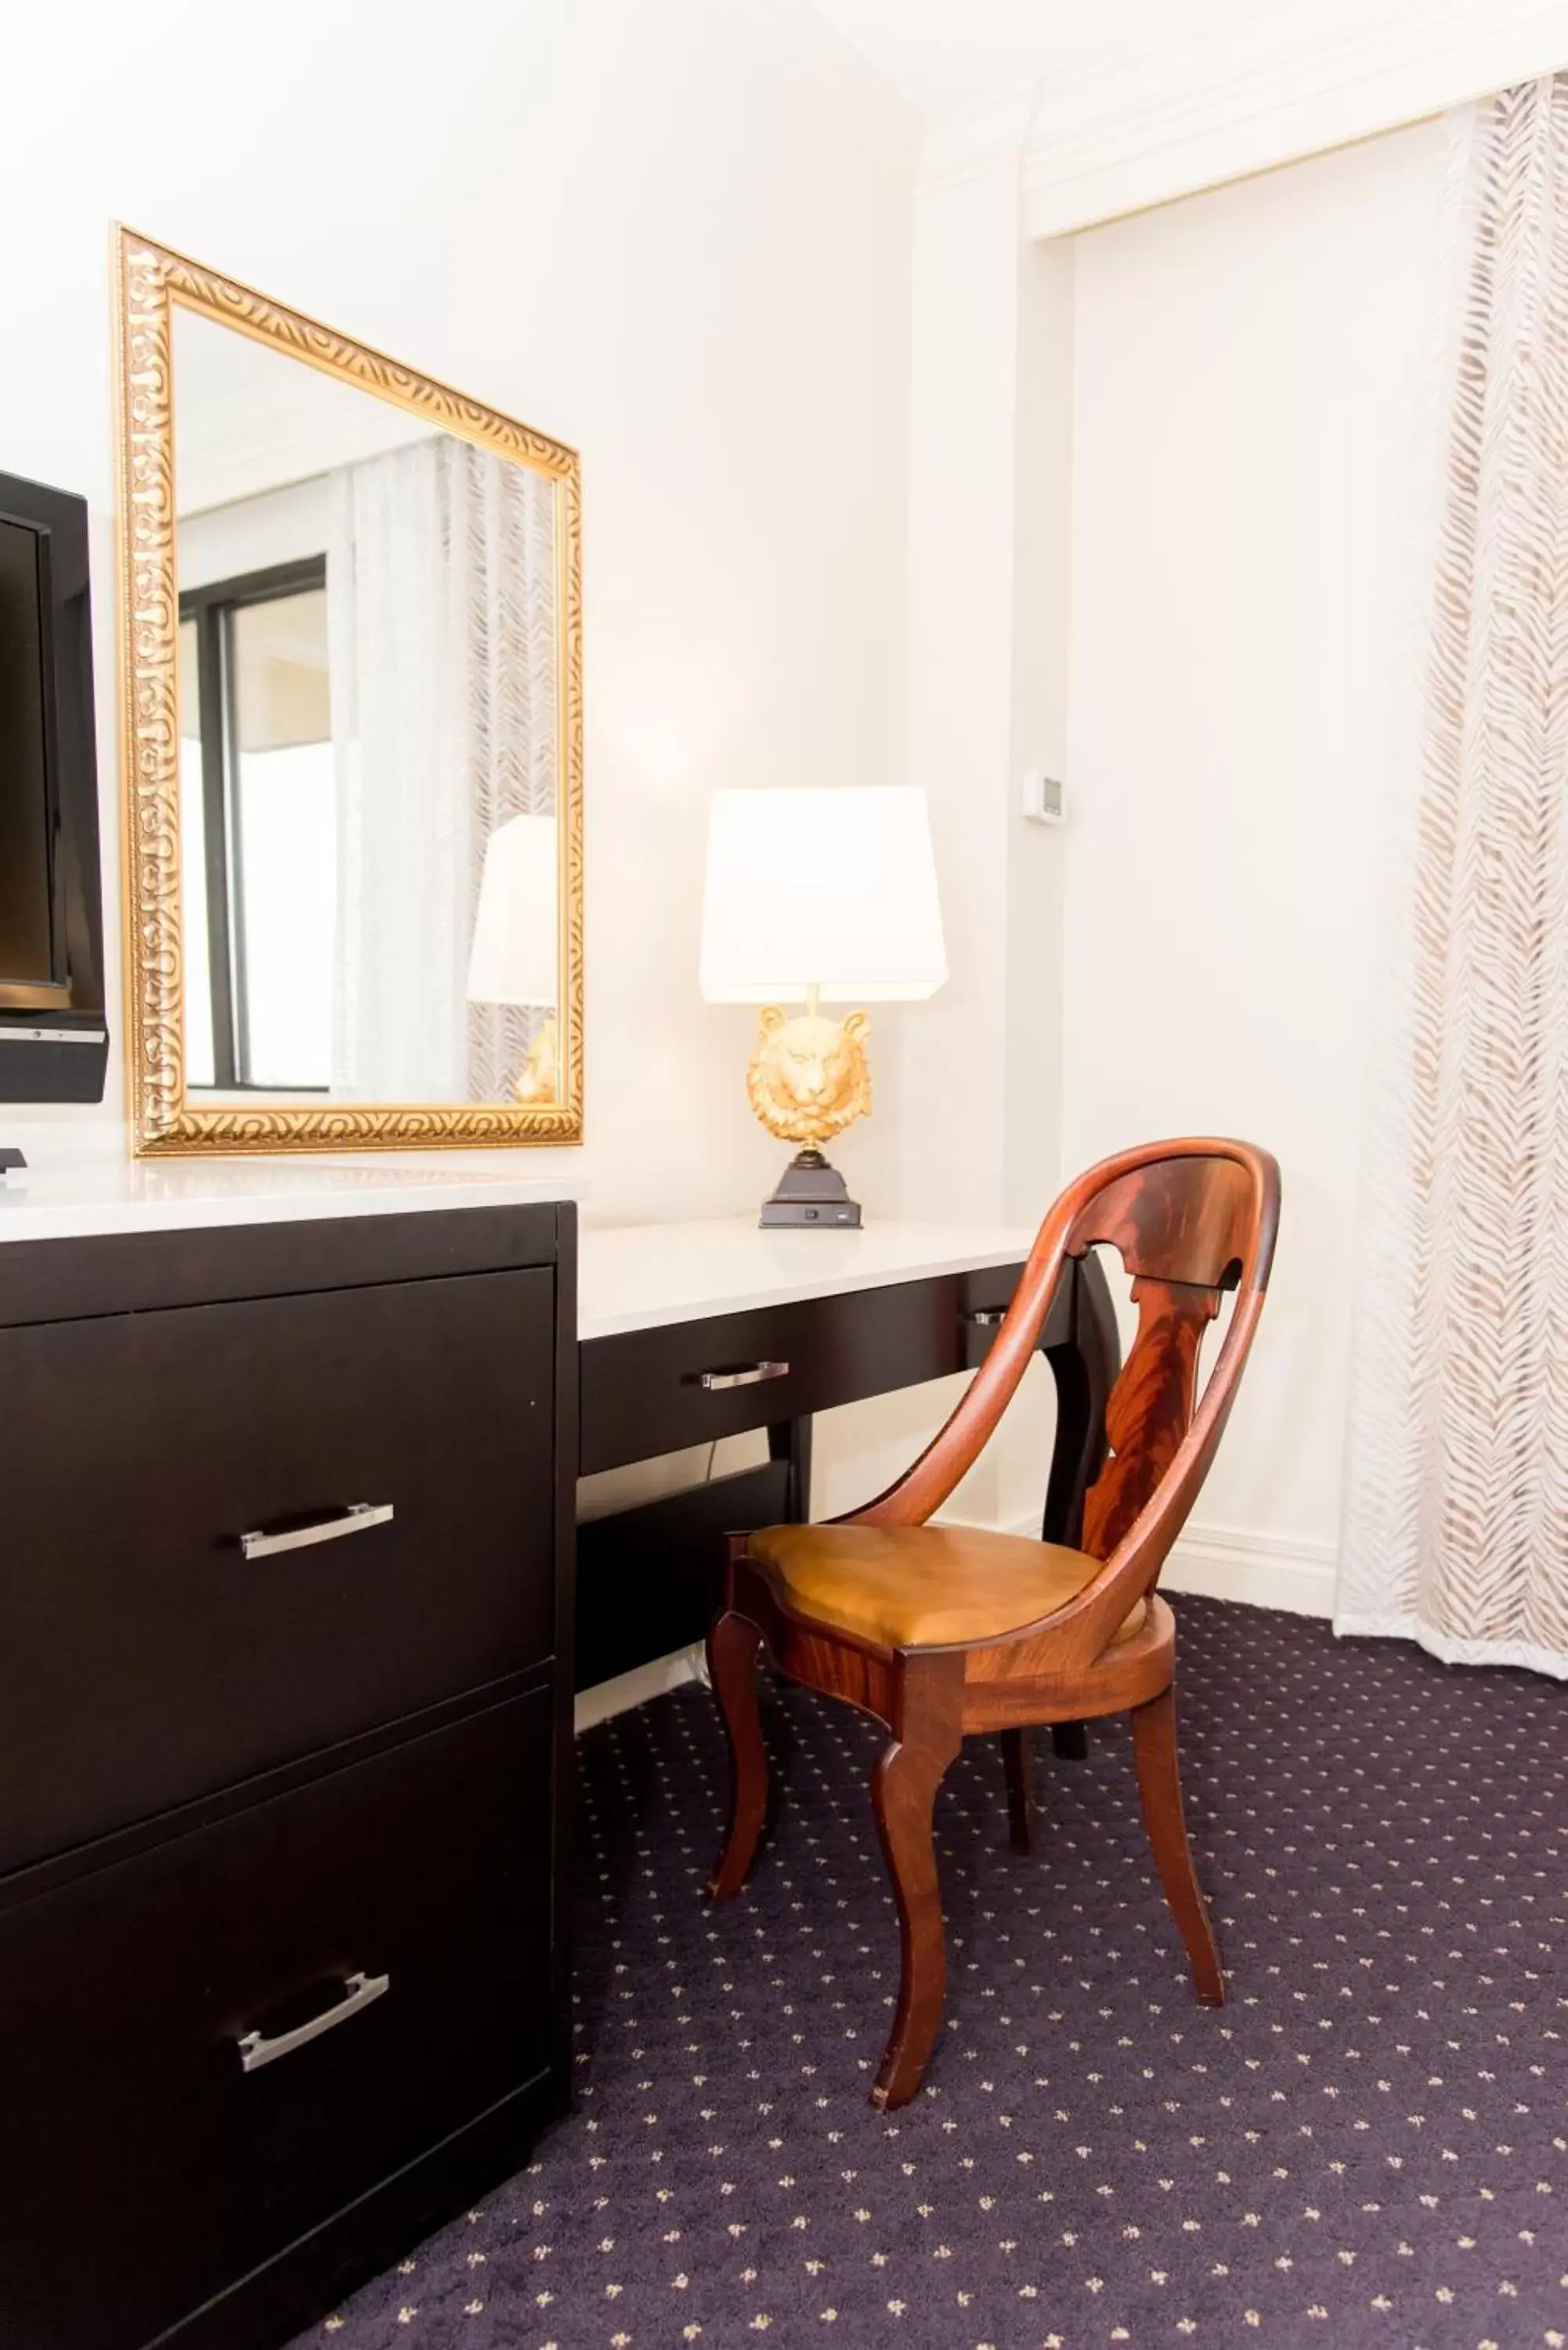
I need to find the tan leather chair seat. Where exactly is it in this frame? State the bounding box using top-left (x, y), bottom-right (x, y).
top-left (748, 1521), bottom-right (1146, 1652)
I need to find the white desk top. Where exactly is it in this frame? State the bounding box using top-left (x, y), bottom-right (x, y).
top-left (0, 1162), bottom-right (1033, 1340)
top-left (576, 1217), bottom-right (1035, 1340)
top-left (0, 1154), bottom-right (583, 1245)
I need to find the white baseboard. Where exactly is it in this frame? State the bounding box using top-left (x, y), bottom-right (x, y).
top-left (1159, 1523), bottom-right (1337, 1618)
top-left (993, 1514), bottom-right (1338, 1619)
top-left (574, 1643), bottom-right (706, 1731)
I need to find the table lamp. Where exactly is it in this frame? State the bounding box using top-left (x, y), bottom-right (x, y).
top-left (699, 786), bottom-right (946, 1227)
top-left (466, 812), bottom-right (559, 1101)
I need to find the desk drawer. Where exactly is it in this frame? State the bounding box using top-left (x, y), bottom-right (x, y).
top-left (0, 1691), bottom-right (555, 2350)
top-left (580, 1265), bottom-right (1027, 1474)
top-left (0, 1268), bottom-right (557, 1873)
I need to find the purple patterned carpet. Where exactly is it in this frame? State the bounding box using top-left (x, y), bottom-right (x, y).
top-left (302, 1597), bottom-right (1566, 2350)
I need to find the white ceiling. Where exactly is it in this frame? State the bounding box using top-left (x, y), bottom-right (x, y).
top-left (802, 0), bottom-right (1407, 118)
top-left (171, 306), bottom-right (438, 519)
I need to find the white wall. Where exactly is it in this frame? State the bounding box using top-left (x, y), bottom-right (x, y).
top-left (1059, 118), bottom-right (1452, 1610)
top-left (2, 5), bottom-right (1469, 1611)
top-left (900, 160), bottom-right (1020, 1229)
top-left (2, 0), bottom-right (916, 1228)
top-left (823, 151), bottom-right (1075, 1533)
top-left (1003, 237), bottom-right (1072, 1234)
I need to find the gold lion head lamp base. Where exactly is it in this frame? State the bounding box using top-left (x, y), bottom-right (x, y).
top-left (512, 1015), bottom-right (558, 1104)
top-left (746, 1003), bottom-right (869, 1227)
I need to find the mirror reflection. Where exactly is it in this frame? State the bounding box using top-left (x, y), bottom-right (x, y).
top-left (172, 306), bottom-right (561, 1107)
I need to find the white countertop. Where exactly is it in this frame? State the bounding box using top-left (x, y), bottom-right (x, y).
top-left (0, 1158), bottom-right (1034, 1339)
top-left (0, 1154), bottom-right (584, 1243)
top-left (577, 1217), bottom-right (1035, 1340)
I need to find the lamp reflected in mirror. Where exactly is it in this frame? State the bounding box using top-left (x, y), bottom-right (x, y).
top-left (466, 813), bottom-right (559, 1102)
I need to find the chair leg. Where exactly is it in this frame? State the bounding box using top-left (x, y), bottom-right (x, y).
top-left (1051, 1720), bottom-right (1089, 1760)
top-left (870, 1719), bottom-right (962, 2110)
top-left (1000, 1728), bottom-right (1035, 1853)
top-left (1129, 1684), bottom-right (1224, 2006)
top-left (706, 1611), bottom-right (768, 1900)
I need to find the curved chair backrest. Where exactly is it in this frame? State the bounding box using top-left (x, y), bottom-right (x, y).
top-left (1068, 1147), bottom-right (1273, 1562)
top-left (848, 1139), bottom-right (1280, 1656)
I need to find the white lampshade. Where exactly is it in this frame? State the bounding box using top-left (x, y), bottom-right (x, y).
top-left (466, 813), bottom-right (558, 1007)
top-left (699, 786), bottom-right (946, 1005)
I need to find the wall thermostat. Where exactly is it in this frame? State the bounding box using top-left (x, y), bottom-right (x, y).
top-left (1021, 768), bottom-right (1065, 825)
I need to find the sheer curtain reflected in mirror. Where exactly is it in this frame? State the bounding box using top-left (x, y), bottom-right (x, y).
top-left (171, 305), bottom-right (561, 1109)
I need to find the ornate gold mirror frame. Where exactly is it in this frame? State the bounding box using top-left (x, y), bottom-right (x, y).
top-left (114, 226), bottom-right (583, 1153)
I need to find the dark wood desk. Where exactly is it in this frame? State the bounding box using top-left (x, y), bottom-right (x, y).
top-left (576, 1220), bottom-right (1118, 1690)
top-left (0, 1204), bottom-right (576, 2350)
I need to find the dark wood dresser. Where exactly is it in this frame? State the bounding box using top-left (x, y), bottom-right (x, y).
top-left (0, 1201), bottom-right (576, 2350)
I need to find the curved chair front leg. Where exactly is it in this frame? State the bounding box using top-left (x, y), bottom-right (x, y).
top-left (870, 1712), bottom-right (963, 2109)
top-left (707, 1610), bottom-right (768, 1900)
top-left (1130, 1684), bottom-right (1224, 2005)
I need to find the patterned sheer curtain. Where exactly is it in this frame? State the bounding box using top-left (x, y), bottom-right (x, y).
top-left (327, 436), bottom-right (558, 1102)
top-left (454, 439), bottom-right (559, 1103)
top-left (1337, 78), bottom-right (1568, 1677)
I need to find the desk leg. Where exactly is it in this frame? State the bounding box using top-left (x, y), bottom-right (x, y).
top-left (1042, 1249), bottom-right (1119, 1551)
top-left (768, 1415), bottom-right (814, 1522)
top-left (1002, 1253), bottom-right (1122, 1842)
top-left (1046, 1250), bottom-right (1118, 1760)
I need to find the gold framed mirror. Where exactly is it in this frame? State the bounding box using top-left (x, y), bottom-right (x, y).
top-left (114, 227), bottom-right (583, 1154)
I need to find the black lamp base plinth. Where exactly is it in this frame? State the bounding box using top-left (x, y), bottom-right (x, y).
top-left (759, 1149), bottom-right (862, 1229)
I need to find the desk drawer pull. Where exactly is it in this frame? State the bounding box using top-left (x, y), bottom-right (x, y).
top-left (239, 1502), bottom-right (395, 1562)
top-left (965, 1308), bottom-right (1007, 1328)
top-left (693, 1361), bottom-right (789, 1391)
top-left (237, 1969), bottom-right (389, 2072)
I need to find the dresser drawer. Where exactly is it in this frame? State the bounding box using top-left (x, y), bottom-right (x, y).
top-left (0, 1690), bottom-right (557, 2350)
top-left (0, 1267), bottom-right (558, 1872)
top-left (580, 1264), bottom-right (1029, 1473)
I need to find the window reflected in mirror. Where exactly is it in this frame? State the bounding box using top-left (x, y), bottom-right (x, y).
top-left (179, 571), bottom-right (333, 1093)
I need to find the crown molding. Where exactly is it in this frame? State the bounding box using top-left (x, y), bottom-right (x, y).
top-left (911, 0), bottom-right (1568, 230)
top-left (917, 85), bottom-right (1039, 197)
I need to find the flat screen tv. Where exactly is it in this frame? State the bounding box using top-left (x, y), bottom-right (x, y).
top-left (0, 470), bottom-right (107, 1104)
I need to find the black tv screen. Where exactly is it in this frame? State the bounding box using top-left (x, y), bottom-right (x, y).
top-left (0, 468), bottom-right (107, 1104)
top-left (0, 512), bottom-right (58, 989)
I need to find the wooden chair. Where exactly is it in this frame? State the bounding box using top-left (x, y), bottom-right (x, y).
top-left (706, 1137), bottom-right (1281, 2110)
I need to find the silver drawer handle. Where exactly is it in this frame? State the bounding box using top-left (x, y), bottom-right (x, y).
top-left (965, 1308), bottom-right (1007, 1327)
top-left (695, 1361), bottom-right (790, 1390)
top-left (237, 1970), bottom-right (390, 2073)
top-left (239, 1502), bottom-right (395, 1561)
